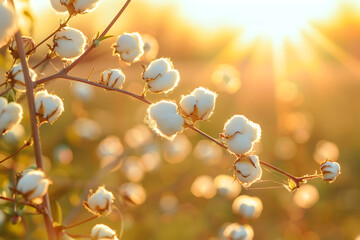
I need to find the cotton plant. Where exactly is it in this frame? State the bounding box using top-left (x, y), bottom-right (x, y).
top-left (0, 0), bottom-right (343, 239)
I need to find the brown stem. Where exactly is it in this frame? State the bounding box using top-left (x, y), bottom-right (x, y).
top-left (0, 86), bottom-right (12, 97)
top-left (62, 215), bottom-right (99, 230)
top-left (0, 137), bottom-right (32, 164)
top-left (61, 0), bottom-right (132, 74)
top-left (0, 195), bottom-right (38, 209)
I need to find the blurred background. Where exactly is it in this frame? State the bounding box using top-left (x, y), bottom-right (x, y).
top-left (1, 0), bottom-right (360, 239)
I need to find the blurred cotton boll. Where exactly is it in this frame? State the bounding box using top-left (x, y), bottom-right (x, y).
top-left (163, 134), bottom-right (191, 164)
top-left (124, 124), bottom-right (153, 148)
top-left (97, 135), bottom-right (123, 158)
top-left (122, 156), bottom-right (145, 182)
top-left (146, 100), bottom-right (184, 140)
top-left (191, 175), bottom-right (216, 199)
top-left (2, 124), bottom-right (25, 145)
top-left (90, 224), bottom-right (118, 240)
top-left (143, 58), bottom-right (180, 93)
top-left (119, 182), bottom-right (146, 206)
top-left (72, 117), bottom-right (101, 140)
top-left (293, 184), bottom-right (319, 209)
top-left (0, 2), bottom-right (17, 48)
top-left (9, 36), bottom-right (36, 58)
top-left (72, 82), bottom-right (94, 101)
top-left (313, 140), bottom-right (339, 164)
top-left (139, 149), bottom-right (161, 172)
top-left (211, 64), bottom-right (241, 94)
top-left (54, 27), bottom-right (86, 60)
top-left (220, 223), bottom-right (254, 240)
top-left (113, 32), bottom-right (144, 63)
top-left (141, 34), bottom-right (159, 61)
top-left (7, 63), bottom-right (37, 91)
top-left (194, 140), bottom-right (222, 165)
top-left (214, 175), bottom-right (241, 199)
top-left (0, 97), bottom-right (23, 135)
top-left (50, 0), bottom-right (68, 13)
top-left (232, 195), bottom-right (263, 219)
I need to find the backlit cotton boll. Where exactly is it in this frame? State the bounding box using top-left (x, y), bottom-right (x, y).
top-left (221, 223), bottom-right (254, 240)
top-left (0, 97), bottom-right (23, 134)
top-left (233, 155), bottom-right (262, 187)
top-left (54, 27), bottom-right (86, 60)
top-left (320, 160), bottom-right (341, 183)
top-left (0, 3), bottom-right (17, 48)
top-left (91, 224), bottom-right (119, 240)
top-left (180, 87), bottom-right (217, 122)
top-left (221, 115), bottom-right (261, 155)
top-left (35, 90), bottom-right (64, 124)
top-left (16, 170), bottom-right (51, 202)
top-left (100, 69), bottom-right (125, 88)
top-left (232, 195), bottom-right (263, 219)
top-left (71, 0), bottom-right (101, 13)
top-left (9, 36), bottom-right (36, 58)
top-left (6, 63), bottom-right (37, 91)
top-left (113, 32), bottom-right (144, 63)
top-left (85, 186), bottom-right (114, 215)
top-left (142, 58), bottom-right (180, 93)
top-left (147, 101), bottom-right (184, 140)
top-left (50, 0), bottom-right (68, 13)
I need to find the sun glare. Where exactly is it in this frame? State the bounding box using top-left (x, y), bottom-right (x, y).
top-left (178, 0), bottom-right (338, 45)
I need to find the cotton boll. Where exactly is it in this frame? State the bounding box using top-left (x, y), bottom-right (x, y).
top-left (16, 170), bottom-right (51, 202)
top-left (320, 160), bottom-right (341, 183)
top-left (179, 95), bottom-right (196, 116)
top-left (233, 155), bottom-right (262, 187)
top-left (91, 224), bottom-right (118, 240)
top-left (35, 90), bottom-right (64, 124)
top-left (221, 223), bottom-right (254, 240)
top-left (7, 63), bottom-right (37, 91)
top-left (73, 0), bottom-right (101, 13)
top-left (226, 134), bottom-right (253, 155)
top-left (100, 69), bottom-right (125, 88)
top-left (0, 3), bottom-right (17, 48)
top-left (50, 0), bottom-right (68, 13)
top-left (0, 97), bottom-right (23, 134)
top-left (143, 58), bottom-right (171, 80)
top-left (243, 122), bottom-right (261, 142)
top-left (223, 115), bottom-right (248, 137)
top-left (147, 101), bottom-right (184, 140)
top-left (141, 34), bottom-right (159, 61)
top-left (85, 186), bottom-right (114, 215)
top-left (9, 36), bottom-right (36, 58)
top-left (232, 195), bottom-right (263, 219)
top-left (54, 27), bottom-right (86, 60)
top-left (113, 33), bottom-right (144, 63)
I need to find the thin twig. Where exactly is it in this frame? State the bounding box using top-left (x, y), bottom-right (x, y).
top-left (0, 137), bottom-right (32, 164)
top-left (65, 232), bottom-right (91, 239)
top-left (62, 215), bottom-right (99, 230)
top-left (0, 195), bottom-right (38, 209)
top-left (0, 86), bottom-right (12, 97)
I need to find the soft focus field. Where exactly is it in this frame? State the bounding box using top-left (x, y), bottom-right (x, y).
top-left (1, 0), bottom-right (360, 239)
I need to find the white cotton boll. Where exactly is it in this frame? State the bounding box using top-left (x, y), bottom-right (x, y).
top-left (16, 170), bottom-right (51, 201)
top-left (91, 224), bottom-right (118, 240)
top-left (100, 69), bottom-right (125, 89)
top-left (179, 95), bottom-right (196, 116)
top-left (7, 63), bottom-right (37, 91)
top-left (143, 58), bottom-right (171, 80)
top-left (147, 69), bottom-right (180, 93)
top-left (320, 160), bottom-right (341, 183)
top-left (232, 195), bottom-right (263, 219)
top-left (243, 122), bottom-right (261, 142)
top-left (147, 101), bottom-right (184, 140)
top-left (222, 223), bottom-right (254, 240)
top-left (35, 90), bottom-right (64, 124)
top-left (54, 27), bottom-right (86, 60)
top-left (73, 0), bottom-right (101, 13)
top-left (86, 186), bottom-right (114, 215)
top-left (0, 98), bottom-right (23, 134)
top-left (0, 3), bottom-right (17, 48)
top-left (223, 115), bottom-right (249, 137)
top-left (50, 0), bottom-right (68, 13)
top-left (9, 36), bottom-right (36, 58)
top-left (113, 33), bottom-right (144, 63)
top-left (226, 134), bottom-right (253, 155)
top-left (233, 155), bottom-right (262, 187)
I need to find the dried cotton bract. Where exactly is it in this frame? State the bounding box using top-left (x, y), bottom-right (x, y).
top-left (84, 186), bottom-right (114, 215)
top-left (0, 3), bottom-right (17, 48)
top-left (113, 33), bottom-right (144, 63)
top-left (35, 90), bottom-right (64, 124)
top-left (180, 87), bottom-right (217, 122)
top-left (233, 155), bottom-right (262, 187)
top-left (100, 69), bottom-right (125, 89)
top-left (16, 170), bottom-right (51, 203)
top-left (6, 63), bottom-right (37, 91)
top-left (146, 101), bottom-right (184, 140)
top-left (232, 195), bottom-right (263, 219)
top-left (91, 224), bottom-right (119, 240)
top-left (221, 223), bottom-right (254, 240)
top-left (320, 160), bottom-right (341, 183)
top-left (143, 58), bottom-right (180, 93)
top-left (53, 27), bottom-right (86, 60)
top-left (0, 97), bottom-right (23, 134)
top-left (221, 115), bottom-right (261, 155)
